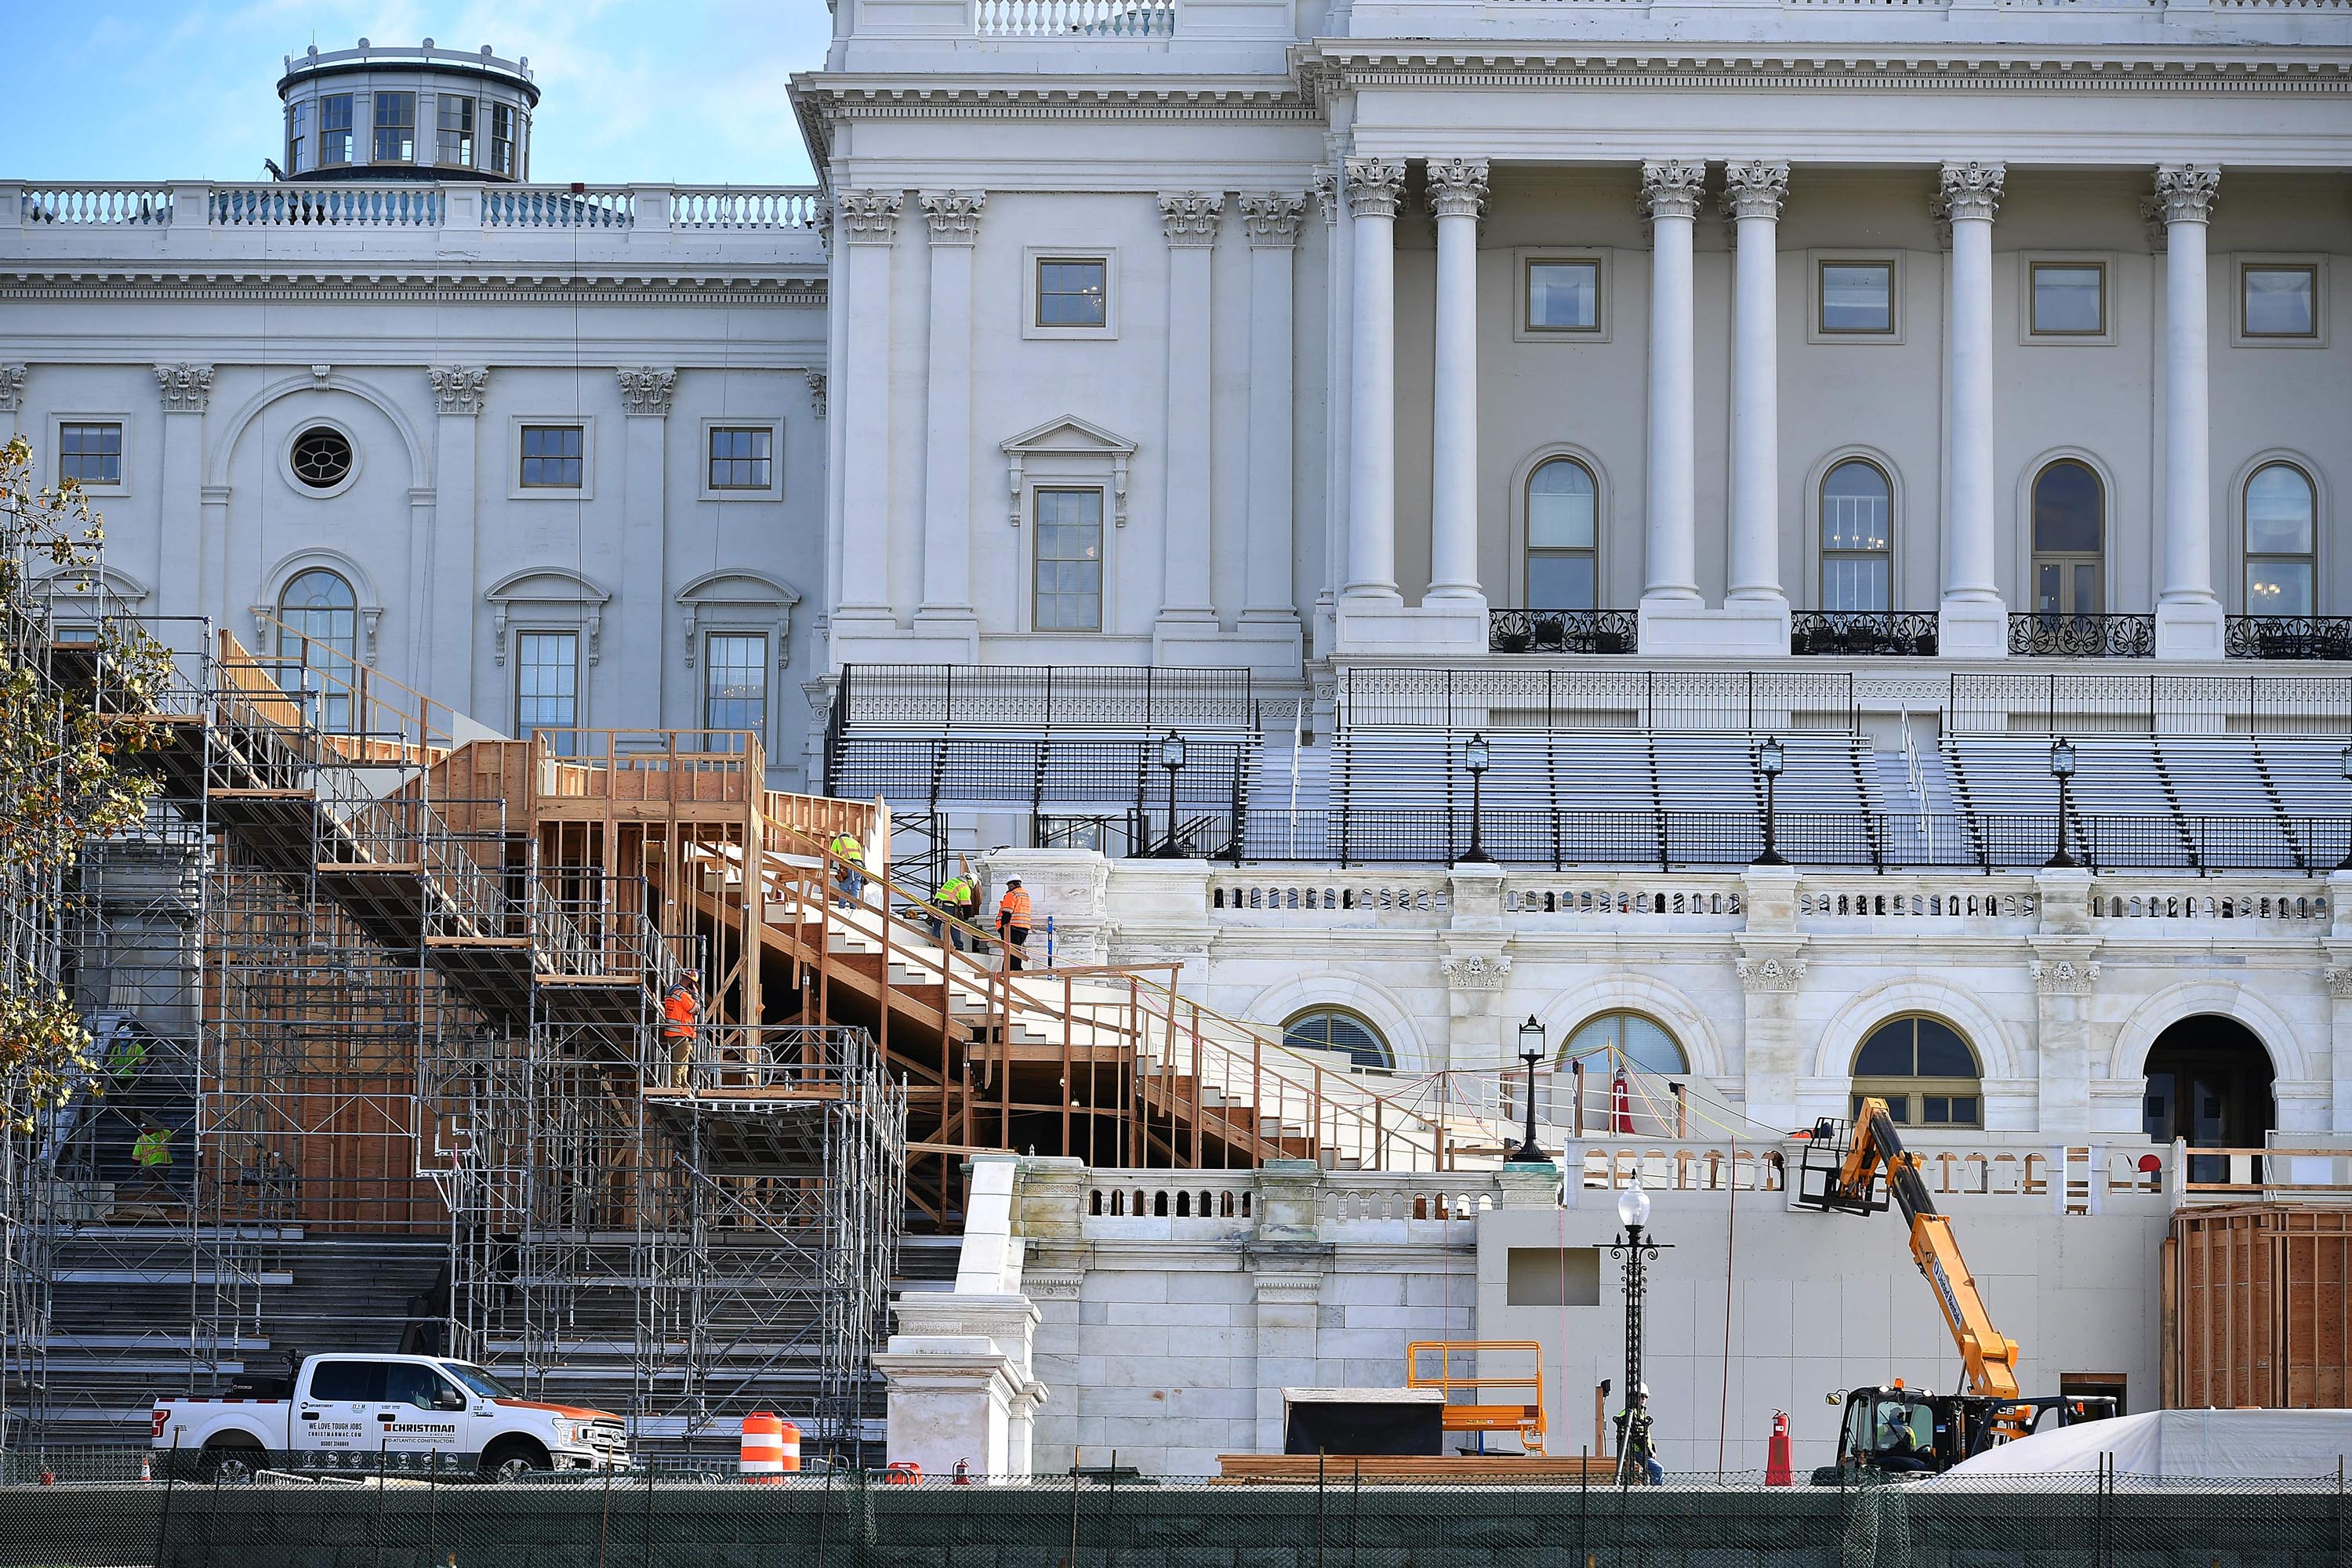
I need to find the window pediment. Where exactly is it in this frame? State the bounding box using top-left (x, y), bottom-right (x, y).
top-left (675, 569), bottom-right (803, 669)
top-left (485, 568), bottom-right (611, 667)
top-left (1000, 416), bottom-right (1136, 530)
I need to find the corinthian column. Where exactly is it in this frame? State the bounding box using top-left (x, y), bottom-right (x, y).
top-left (1343, 158), bottom-right (1405, 607)
top-left (1155, 192), bottom-right (1224, 649)
top-left (1937, 162), bottom-right (2008, 658)
top-left (1425, 156), bottom-right (1487, 607)
top-left (831, 190), bottom-right (902, 654)
top-left (1722, 161), bottom-right (1790, 619)
top-left (1240, 193), bottom-right (1307, 654)
top-left (2152, 165), bottom-right (2224, 660)
top-left (916, 190), bottom-right (984, 654)
top-left (1639, 160), bottom-right (1706, 625)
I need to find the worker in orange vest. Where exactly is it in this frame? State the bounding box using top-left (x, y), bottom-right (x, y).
top-left (663, 969), bottom-right (700, 1087)
top-left (994, 880), bottom-right (1033, 972)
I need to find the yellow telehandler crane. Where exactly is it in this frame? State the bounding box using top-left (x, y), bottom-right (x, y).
top-left (1792, 1096), bottom-right (2114, 1480)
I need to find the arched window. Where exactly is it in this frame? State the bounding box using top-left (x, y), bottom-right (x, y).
top-left (1283, 1008), bottom-right (1392, 1072)
top-left (2031, 460), bottom-right (2104, 617)
top-left (1853, 1016), bottom-right (1981, 1128)
top-left (278, 568), bottom-right (358, 733)
top-left (1561, 1011), bottom-right (1686, 1075)
top-left (1526, 458), bottom-right (1597, 612)
top-left (1820, 460), bottom-right (1892, 612)
top-left (2245, 463), bottom-right (2317, 618)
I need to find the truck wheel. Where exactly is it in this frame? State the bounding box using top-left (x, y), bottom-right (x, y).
top-left (480, 1438), bottom-right (550, 1483)
top-left (201, 1439), bottom-right (267, 1483)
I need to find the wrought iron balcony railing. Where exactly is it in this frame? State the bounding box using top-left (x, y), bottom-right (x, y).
top-left (1789, 612), bottom-right (1938, 658)
top-left (2008, 613), bottom-right (2156, 659)
top-left (2226, 616), bottom-right (2352, 662)
top-left (1488, 608), bottom-right (1638, 655)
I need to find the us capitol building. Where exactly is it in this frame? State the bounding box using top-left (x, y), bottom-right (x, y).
top-left (5, 0), bottom-right (2352, 1469)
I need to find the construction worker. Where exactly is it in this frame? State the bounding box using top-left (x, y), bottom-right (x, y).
top-left (931, 872), bottom-right (975, 952)
top-left (830, 830), bottom-right (866, 910)
top-left (131, 1121), bottom-right (173, 1174)
top-left (663, 969), bottom-right (700, 1088)
top-left (995, 878), bottom-right (1033, 972)
top-left (105, 1027), bottom-right (148, 1088)
top-left (1613, 1384), bottom-right (1662, 1486)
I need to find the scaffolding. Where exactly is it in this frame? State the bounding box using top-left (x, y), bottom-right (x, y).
top-left (3, 615), bottom-right (906, 1457)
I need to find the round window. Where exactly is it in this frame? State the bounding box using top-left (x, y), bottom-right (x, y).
top-left (289, 426), bottom-right (354, 490)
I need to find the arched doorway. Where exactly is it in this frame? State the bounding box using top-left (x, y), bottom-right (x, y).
top-left (2142, 1017), bottom-right (2275, 1184)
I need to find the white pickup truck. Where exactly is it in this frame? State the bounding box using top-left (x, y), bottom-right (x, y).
top-left (153, 1352), bottom-right (629, 1481)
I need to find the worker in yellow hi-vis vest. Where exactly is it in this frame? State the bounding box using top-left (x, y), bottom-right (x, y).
top-left (132, 1122), bottom-right (173, 1174)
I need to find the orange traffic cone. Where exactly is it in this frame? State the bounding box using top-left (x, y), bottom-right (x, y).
top-left (140, 1453), bottom-right (152, 1484)
top-left (1765, 1410), bottom-right (1793, 1486)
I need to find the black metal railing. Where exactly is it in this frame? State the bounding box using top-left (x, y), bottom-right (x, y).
top-left (1947, 672), bottom-right (2352, 735)
top-left (839, 662), bottom-right (1255, 731)
top-left (1486, 608), bottom-right (1638, 655)
top-left (2227, 616), bottom-right (2352, 662)
top-left (1343, 666), bottom-right (1859, 733)
top-left (1790, 612), bottom-right (1939, 658)
top-left (1230, 807), bottom-right (2352, 873)
top-left (2008, 613), bottom-right (2157, 659)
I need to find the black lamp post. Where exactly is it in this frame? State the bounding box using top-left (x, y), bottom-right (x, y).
top-left (1510, 1014), bottom-right (1546, 1163)
top-left (1461, 731), bottom-right (1493, 864)
top-left (1753, 735), bottom-right (1787, 866)
top-left (1608, 1185), bottom-right (1671, 1485)
top-left (2338, 746), bottom-right (2352, 871)
top-left (2046, 737), bottom-right (2078, 869)
top-left (1156, 729), bottom-right (1186, 858)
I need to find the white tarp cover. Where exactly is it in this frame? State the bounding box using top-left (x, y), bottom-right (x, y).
top-left (1933, 1409), bottom-right (2352, 1481)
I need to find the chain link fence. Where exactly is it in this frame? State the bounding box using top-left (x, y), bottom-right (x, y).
top-left (0, 1460), bottom-right (2343, 1566)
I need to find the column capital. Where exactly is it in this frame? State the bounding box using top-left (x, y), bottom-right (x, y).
top-left (1159, 191), bottom-right (1225, 246)
top-left (615, 366), bottom-right (677, 418)
top-left (1425, 156), bottom-right (1489, 220)
top-left (2150, 164), bottom-right (2220, 227)
top-left (427, 365), bottom-right (488, 417)
top-left (920, 189), bottom-right (986, 245)
top-left (154, 363), bottom-right (214, 414)
top-left (1639, 160), bottom-right (1708, 224)
top-left (1720, 159), bottom-right (1790, 223)
top-left (1936, 161), bottom-right (2006, 225)
top-left (0, 365), bottom-right (23, 415)
top-left (1344, 158), bottom-right (1406, 220)
top-left (837, 188), bottom-right (902, 245)
top-left (1239, 192), bottom-right (1308, 249)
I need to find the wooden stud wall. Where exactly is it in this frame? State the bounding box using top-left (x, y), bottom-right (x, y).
top-left (2172, 1205), bottom-right (2352, 1410)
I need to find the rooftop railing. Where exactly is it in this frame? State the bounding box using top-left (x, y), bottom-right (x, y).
top-left (975, 0), bottom-right (1177, 35)
top-left (9, 181), bottom-right (824, 235)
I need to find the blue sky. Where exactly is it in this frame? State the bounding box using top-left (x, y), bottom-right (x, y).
top-left (7, 2), bottom-right (837, 185)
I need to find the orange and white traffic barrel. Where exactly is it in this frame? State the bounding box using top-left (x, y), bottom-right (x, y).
top-left (777, 1420), bottom-right (801, 1473)
top-left (740, 1413), bottom-right (786, 1483)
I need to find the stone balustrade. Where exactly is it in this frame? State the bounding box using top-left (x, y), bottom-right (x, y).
top-left (3, 181), bottom-right (828, 275)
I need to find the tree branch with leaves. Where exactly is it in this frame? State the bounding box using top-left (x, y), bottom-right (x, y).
top-left (0, 433), bottom-right (171, 1126)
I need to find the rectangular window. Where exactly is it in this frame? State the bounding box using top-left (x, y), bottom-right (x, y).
top-left (707, 427), bottom-right (772, 491)
top-left (1036, 259), bottom-right (1108, 328)
top-left (703, 633), bottom-right (768, 751)
top-left (286, 102), bottom-right (310, 174)
top-left (1526, 260), bottom-right (1600, 333)
top-left (2244, 264), bottom-right (2318, 339)
top-left (519, 425), bottom-right (585, 488)
top-left (372, 91), bottom-right (416, 163)
top-left (488, 103), bottom-right (517, 177)
top-left (1505, 1247), bottom-right (1601, 1308)
top-left (58, 423), bottom-right (122, 486)
top-left (435, 95), bottom-right (476, 168)
top-left (2031, 262), bottom-right (2107, 337)
top-left (307, 1359), bottom-right (389, 1403)
top-left (1033, 488), bottom-right (1104, 632)
top-left (516, 631), bottom-right (579, 755)
top-left (1819, 261), bottom-right (1894, 335)
top-left (320, 95), bottom-right (354, 166)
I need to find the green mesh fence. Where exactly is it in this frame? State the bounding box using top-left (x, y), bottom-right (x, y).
top-left (0, 1461), bottom-right (2343, 1567)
